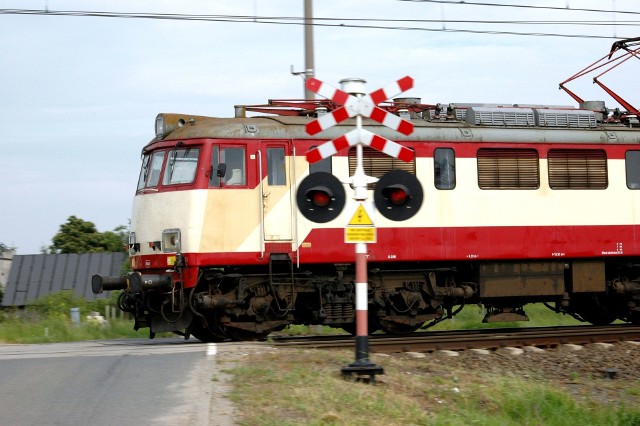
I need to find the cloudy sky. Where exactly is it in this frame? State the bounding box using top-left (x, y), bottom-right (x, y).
top-left (1, 0), bottom-right (638, 254)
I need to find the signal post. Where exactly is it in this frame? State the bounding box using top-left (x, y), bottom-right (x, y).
top-left (346, 101), bottom-right (380, 381)
top-left (298, 76), bottom-right (420, 383)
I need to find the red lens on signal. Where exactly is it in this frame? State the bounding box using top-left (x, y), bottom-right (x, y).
top-left (388, 188), bottom-right (408, 205)
top-left (310, 191), bottom-right (331, 207)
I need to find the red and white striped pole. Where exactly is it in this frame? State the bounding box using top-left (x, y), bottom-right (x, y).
top-left (340, 78), bottom-right (383, 382)
top-left (352, 242), bottom-right (380, 370)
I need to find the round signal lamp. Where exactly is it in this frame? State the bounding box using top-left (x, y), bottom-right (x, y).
top-left (387, 188), bottom-right (408, 205)
top-left (310, 190), bottom-right (331, 207)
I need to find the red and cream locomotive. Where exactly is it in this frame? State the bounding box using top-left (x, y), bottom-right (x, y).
top-left (93, 39), bottom-right (640, 341)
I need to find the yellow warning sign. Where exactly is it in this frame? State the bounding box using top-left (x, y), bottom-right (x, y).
top-left (349, 204), bottom-right (374, 226)
top-left (345, 227), bottom-right (377, 243)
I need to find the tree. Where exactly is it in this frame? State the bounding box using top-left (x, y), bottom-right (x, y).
top-left (0, 242), bottom-right (14, 254)
top-left (49, 216), bottom-right (127, 254)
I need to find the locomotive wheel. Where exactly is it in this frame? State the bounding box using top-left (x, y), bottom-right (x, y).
top-left (341, 315), bottom-right (381, 335)
top-left (188, 318), bottom-right (227, 343)
top-left (572, 295), bottom-right (617, 326)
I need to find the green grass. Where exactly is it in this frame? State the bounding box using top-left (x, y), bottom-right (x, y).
top-left (431, 376), bottom-right (639, 426)
top-left (0, 291), bottom-right (147, 343)
top-left (228, 349), bottom-right (640, 426)
top-left (429, 302), bottom-right (584, 331)
top-left (229, 351), bottom-right (430, 426)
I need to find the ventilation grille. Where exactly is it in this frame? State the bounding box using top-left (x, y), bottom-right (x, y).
top-left (428, 108), bottom-right (467, 121)
top-left (477, 148), bottom-right (540, 189)
top-left (548, 149), bottom-right (607, 189)
top-left (466, 107), bottom-right (535, 127)
top-left (534, 109), bottom-right (597, 128)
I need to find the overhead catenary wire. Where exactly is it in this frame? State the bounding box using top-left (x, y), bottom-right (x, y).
top-left (0, 7), bottom-right (638, 39)
top-left (398, 0), bottom-right (640, 16)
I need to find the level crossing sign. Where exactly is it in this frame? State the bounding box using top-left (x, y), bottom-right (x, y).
top-left (304, 76), bottom-right (416, 164)
top-left (297, 75), bottom-right (421, 382)
top-left (296, 76), bottom-right (423, 224)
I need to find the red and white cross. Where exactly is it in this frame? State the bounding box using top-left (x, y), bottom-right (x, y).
top-left (304, 76), bottom-right (416, 164)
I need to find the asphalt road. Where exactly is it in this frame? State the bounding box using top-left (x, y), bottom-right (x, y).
top-left (0, 338), bottom-right (238, 425)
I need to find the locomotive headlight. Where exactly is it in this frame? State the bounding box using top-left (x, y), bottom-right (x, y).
top-left (155, 113), bottom-right (195, 140)
top-left (162, 228), bottom-right (181, 253)
top-left (155, 114), bottom-right (166, 139)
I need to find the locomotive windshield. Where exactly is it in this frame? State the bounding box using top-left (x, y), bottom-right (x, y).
top-left (136, 147), bottom-right (200, 191)
top-left (163, 148), bottom-right (200, 185)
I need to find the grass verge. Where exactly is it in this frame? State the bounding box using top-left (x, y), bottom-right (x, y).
top-left (227, 348), bottom-right (640, 426)
top-left (0, 291), bottom-right (147, 343)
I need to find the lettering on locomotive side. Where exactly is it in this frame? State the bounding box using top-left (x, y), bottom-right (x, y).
top-left (602, 242), bottom-right (624, 255)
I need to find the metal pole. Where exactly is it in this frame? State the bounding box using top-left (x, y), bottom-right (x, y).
top-left (354, 242), bottom-right (370, 359)
top-left (304, 0), bottom-right (315, 99)
top-left (341, 80), bottom-right (384, 383)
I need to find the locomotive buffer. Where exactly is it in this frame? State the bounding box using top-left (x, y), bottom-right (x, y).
top-left (301, 76), bottom-right (420, 382)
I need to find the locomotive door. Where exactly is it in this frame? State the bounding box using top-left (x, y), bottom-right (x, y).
top-left (260, 141), bottom-right (293, 241)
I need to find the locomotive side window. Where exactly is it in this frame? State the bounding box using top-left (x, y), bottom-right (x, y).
top-left (477, 148), bottom-right (539, 189)
top-left (210, 146), bottom-right (220, 187)
top-left (163, 148), bottom-right (200, 185)
top-left (137, 150), bottom-right (166, 190)
top-left (548, 149), bottom-right (607, 190)
top-left (136, 154), bottom-right (151, 190)
top-left (434, 148), bottom-right (456, 190)
top-left (223, 148), bottom-right (246, 185)
top-left (210, 146), bottom-right (246, 187)
top-left (267, 147), bottom-right (286, 185)
top-left (147, 151), bottom-right (166, 187)
top-left (348, 146), bottom-right (416, 189)
top-left (625, 151), bottom-right (640, 189)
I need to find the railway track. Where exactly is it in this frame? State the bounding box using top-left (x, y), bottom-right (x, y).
top-left (270, 324), bottom-right (640, 354)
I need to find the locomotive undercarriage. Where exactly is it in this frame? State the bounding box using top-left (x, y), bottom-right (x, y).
top-left (183, 266), bottom-right (474, 341)
top-left (100, 258), bottom-right (640, 342)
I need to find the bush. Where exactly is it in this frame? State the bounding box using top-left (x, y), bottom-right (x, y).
top-left (0, 291), bottom-right (144, 343)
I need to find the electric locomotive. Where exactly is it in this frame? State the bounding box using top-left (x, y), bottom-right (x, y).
top-left (93, 39), bottom-right (640, 341)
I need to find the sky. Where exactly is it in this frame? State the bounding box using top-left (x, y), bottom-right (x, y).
top-left (1, 0), bottom-right (639, 254)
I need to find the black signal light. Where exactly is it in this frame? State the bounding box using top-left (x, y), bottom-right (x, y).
top-left (296, 172), bottom-right (346, 223)
top-left (374, 169), bottom-right (423, 221)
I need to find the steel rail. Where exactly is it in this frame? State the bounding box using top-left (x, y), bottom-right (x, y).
top-left (270, 325), bottom-right (640, 353)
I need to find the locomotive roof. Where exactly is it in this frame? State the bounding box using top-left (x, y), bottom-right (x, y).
top-left (150, 101), bottom-right (640, 148)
